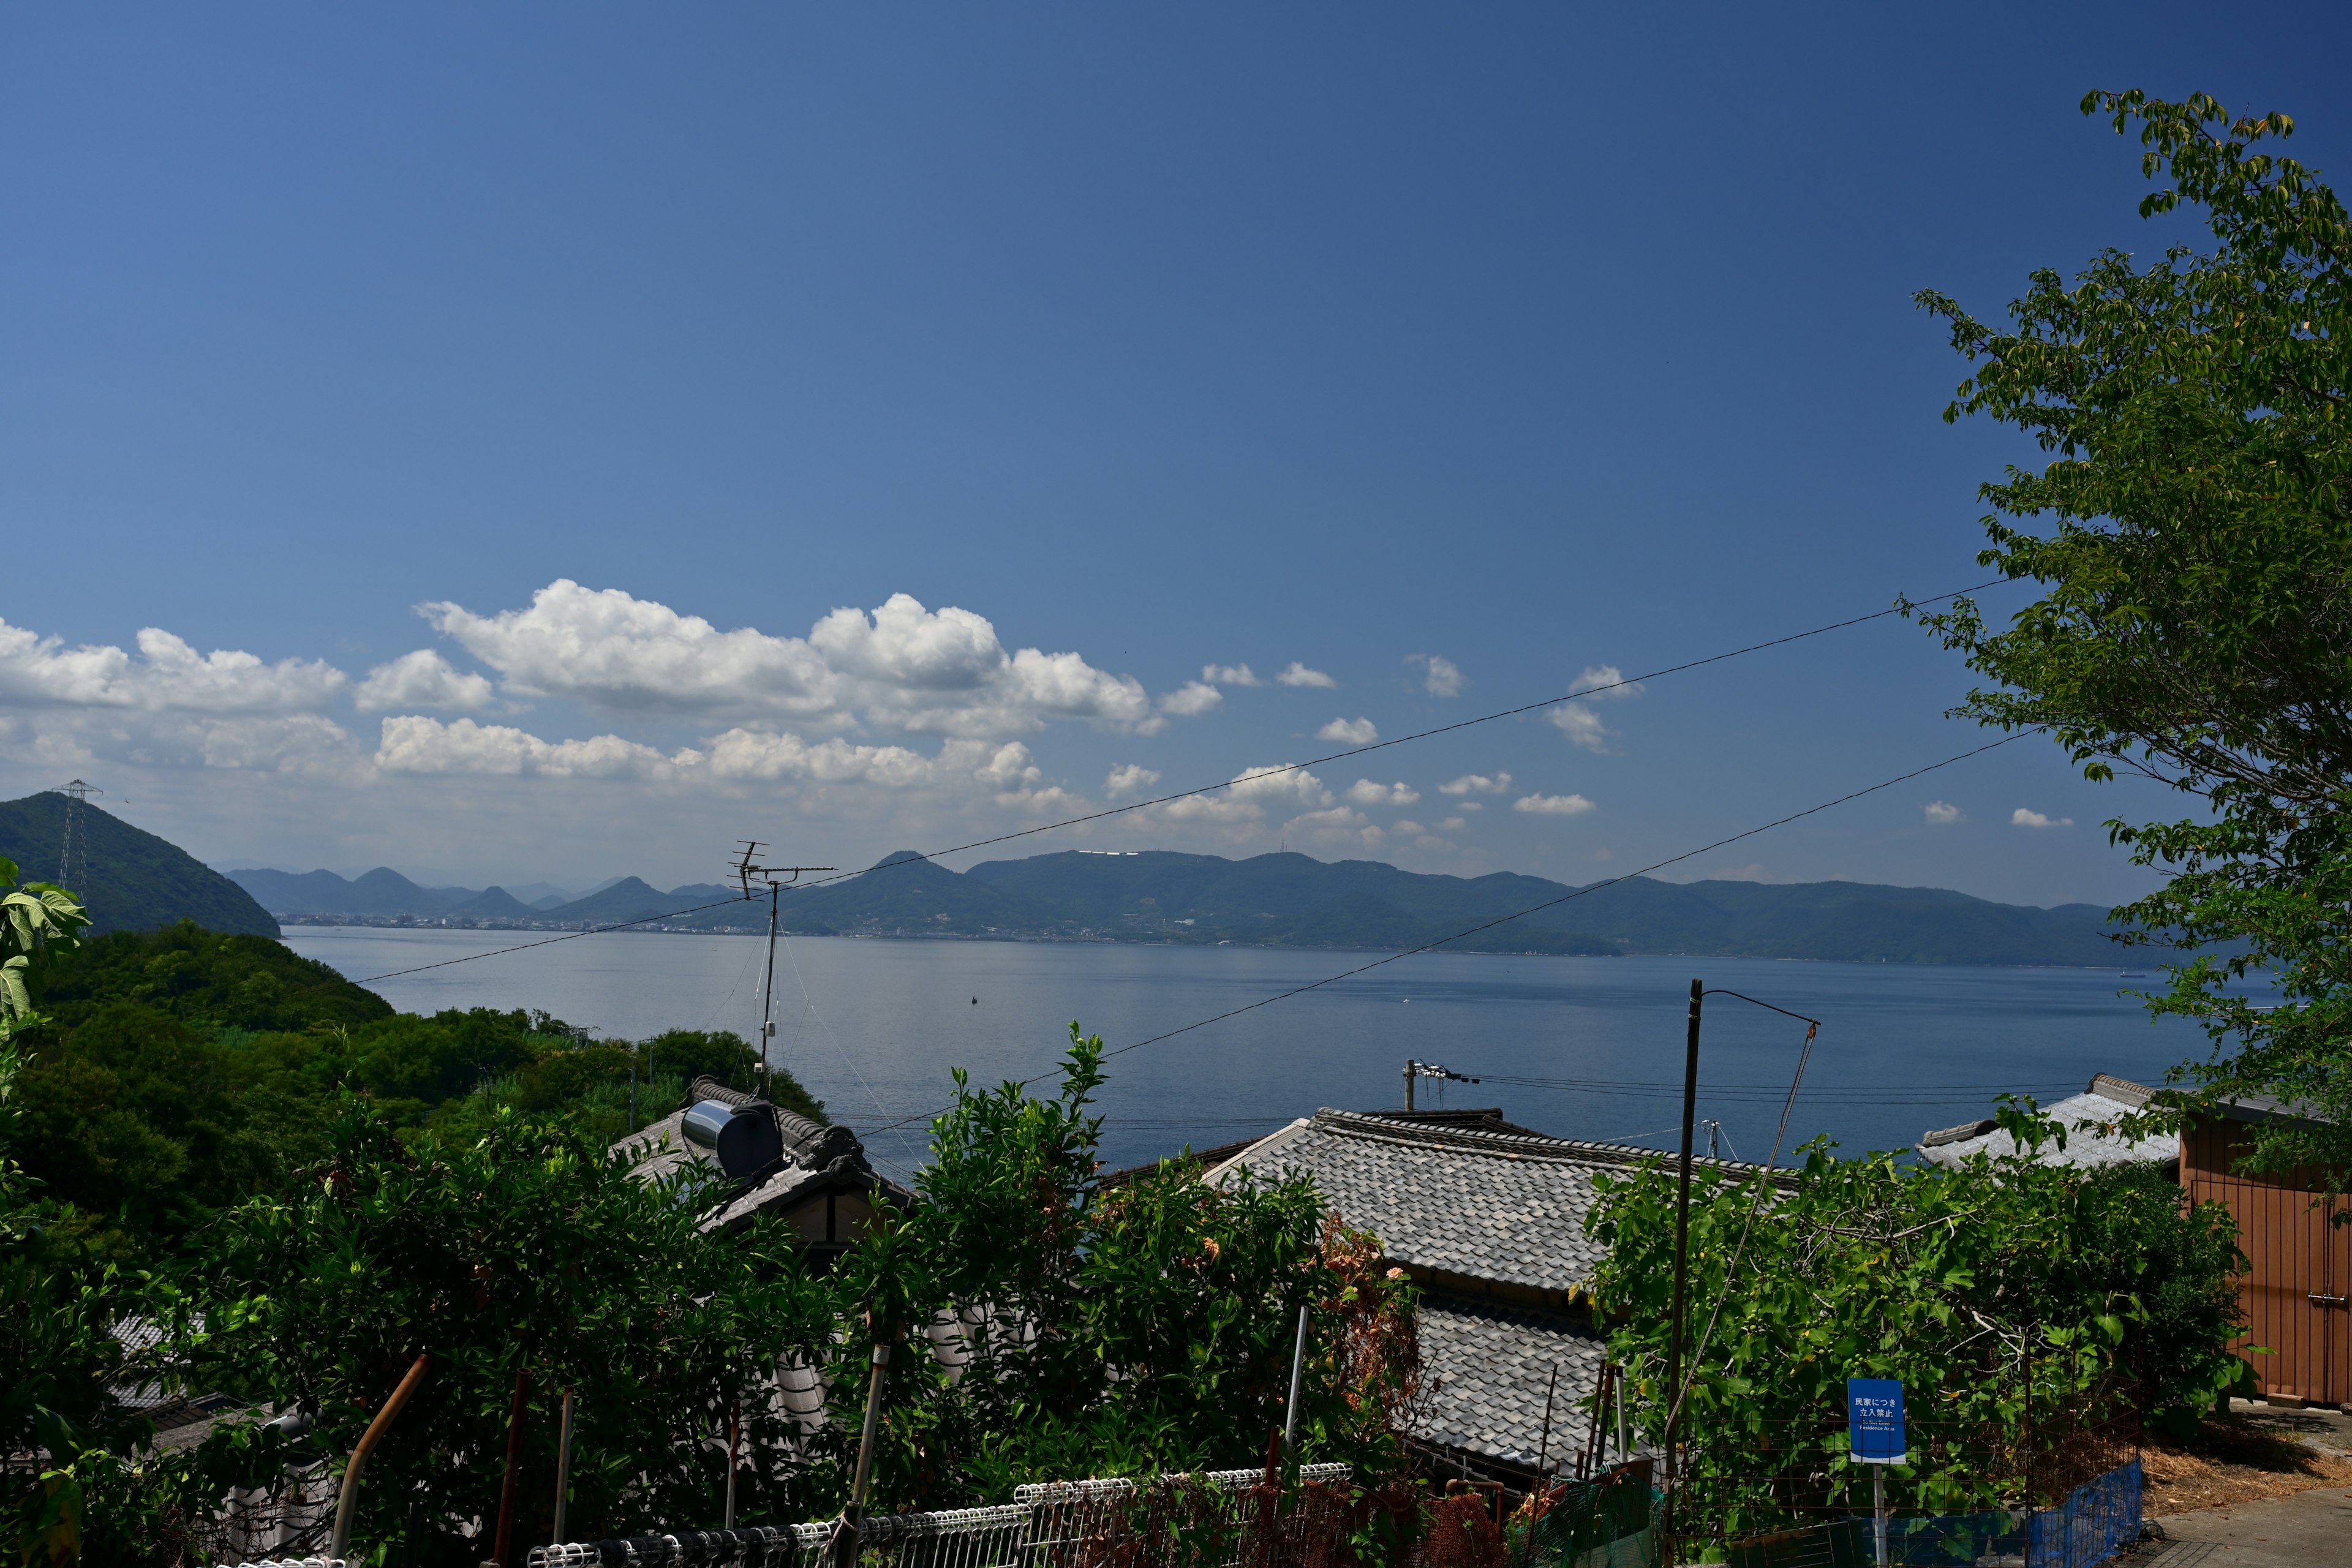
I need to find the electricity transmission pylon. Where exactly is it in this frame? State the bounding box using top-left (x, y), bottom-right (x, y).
top-left (50, 779), bottom-right (101, 894)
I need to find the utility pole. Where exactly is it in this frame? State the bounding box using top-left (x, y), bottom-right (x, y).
top-left (1402, 1058), bottom-right (1479, 1113)
top-left (50, 780), bottom-right (100, 893)
top-left (734, 842), bottom-right (831, 1099)
top-left (1665, 978), bottom-right (1703, 1547)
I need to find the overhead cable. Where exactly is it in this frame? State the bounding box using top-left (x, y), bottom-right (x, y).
top-left (347, 576), bottom-right (2012, 987)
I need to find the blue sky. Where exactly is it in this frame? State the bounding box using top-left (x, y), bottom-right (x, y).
top-left (2, 4), bottom-right (2343, 903)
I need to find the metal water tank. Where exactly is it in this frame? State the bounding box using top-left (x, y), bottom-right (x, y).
top-left (680, 1099), bottom-right (784, 1180)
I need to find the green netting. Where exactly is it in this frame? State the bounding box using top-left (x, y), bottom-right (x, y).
top-left (1527, 1477), bottom-right (1661, 1568)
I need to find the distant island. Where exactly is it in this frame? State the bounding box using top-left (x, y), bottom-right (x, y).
top-left (0, 794), bottom-right (277, 937)
top-left (227, 848), bottom-right (2128, 968)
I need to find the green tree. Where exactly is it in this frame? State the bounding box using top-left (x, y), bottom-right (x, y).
top-left (187, 1102), bottom-right (835, 1565)
top-left (1586, 1113), bottom-right (2247, 1550)
top-left (1912, 89), bottom-right (2352, 1172)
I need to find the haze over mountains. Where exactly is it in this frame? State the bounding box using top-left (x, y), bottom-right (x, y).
top-left (226, 848), bottom-right (2129, 968)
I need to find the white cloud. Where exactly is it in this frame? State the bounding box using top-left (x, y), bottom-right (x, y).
top-left (424, 581), bottom-right (1159, 739)
top-left (1202, 663), bottom-right (1262, 687)
top-left (356, 650), bottom-right (495, 712)
top-left (0, 618), bottom-right (346, 714)
top-left (1344, 779), bottom-right (1420, 807)
top-left (1924, 800), bottom-right (1964, 825)
top-left (1275, 662), bottom-right (1336, 689)
top-left (1438, 816), bottom-right (1468, 832)
top-left (376, 716), bottom-right (695, 779)
top-left (1317, 717), bottom-right (1379, 745)
top-left (1153, 763), bottom-right (1332, 828)
top-left (1456, 800), bottom-right (1482, 812)
top-left (1286, 805), bottom-right (1385, 848)
top-left (1573, 664), bottom-right (1645, 699)
top-left (2012, 807), bottom-right (2074, 829)
top-left (1439, 772), bottom-right (1513, 796)
top-left (1393, 820), bottom-right (1425, 837)
top-left (1106, 763), bottom-right (1162, 797)
top-left (1713, 864), bottom-right (1770, 883)
top-left (1158, 680), bottom-right (1224, 717)
top-left (1408, 654), bottom-right (1463, 698)
top-left (1514, 792), bottom-right (1597, 816)
top-left (1546, 703), bottom-right (1611, 752)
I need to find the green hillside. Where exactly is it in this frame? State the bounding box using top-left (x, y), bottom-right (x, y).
top-left (0, 793), bottom-right (278, 937)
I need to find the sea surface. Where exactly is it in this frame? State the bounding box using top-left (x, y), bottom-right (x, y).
top-left (281, 927), bottom-right (2211, 1185)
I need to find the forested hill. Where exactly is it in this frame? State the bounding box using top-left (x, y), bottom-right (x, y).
top-left (665, 848), bottom-right (2124, 967)
top-left (0, 793), bottom-right (278, 936)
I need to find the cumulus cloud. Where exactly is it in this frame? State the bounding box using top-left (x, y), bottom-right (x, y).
top-left (2012, 807), bottom-right (2074, 829)
top-left (1546, 703), bottom-right (1610, 752)
top-left (1924, 800), bottom-right (1964, 825)
top-left (1393, 820), bottom-right (1425, 837)
top-left (423, 581), bottom-right (1159, 739)
top-left (377, 716), bottom-right (693, 779)
top-left (1275, 662), bottom-right (1336, 689)
top-left (1344, 779), bottom-right (1420, 807)
top-left (1153, 763), bottom-right (1332, 828)
top-left (1438, 816), bottom-right (1468, 832)
top-left (1158, 680), bottom-right (1224, 717)
top-left (1573, 664), bottom-right (1645, 699)
top-left (1106, 763), bottom-right (1162, 797)
top-left (0, 618), bottom-right (346, 714)
top-left (1286, 805), bottom-right (1385, 848)
top-left (1439, 772), bottom-right (1513, 796)
top-left (1202, 663), bottom-right (1262, 687)
top-left (356, 650), bottom-right (495, 712)
top-left (1407, 654), bottom-right (1463, 698)
top-left (1514, 792), bottom-right (1596, 816)
top-left (1317, 717), bottom-right (1379, 745)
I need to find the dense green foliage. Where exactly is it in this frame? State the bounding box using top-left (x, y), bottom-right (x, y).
top-left (0, 797), bottom-right (276, 938)
top-left (835, 1030), bottom-right (1420, 1506)
top-left (185, 1105), bottom-right (834, 1561)
top-left (1587, 1110), bottom-right (2248, 1547)
top-left (21, 1028), bottom-right (1415, 1565)
top-left (1913, 91), bottom-right (2352, 1167)
top-left (14, 922), bottom-right (822, 1261)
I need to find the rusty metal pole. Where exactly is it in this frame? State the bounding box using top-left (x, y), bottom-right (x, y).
top-left (551, 1387), bottom-right (575, 1547)
top-left (491, 1369), bottom-right (531, 1567)
top-left (328, 1353), bottom-right (432, 1562)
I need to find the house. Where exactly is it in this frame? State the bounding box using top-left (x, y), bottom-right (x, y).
top-left (613, 1076), bottom-right (914, 1269)
top-left (1915, 1071), bottom-right (2351, 1411)
top-left (1202, 1106), bottom-right (1776, 1485)
top-left (1915, 1071), bottom-right (2176, 1173)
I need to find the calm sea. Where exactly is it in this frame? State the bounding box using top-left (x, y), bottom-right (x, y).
top-left (280, 927), bottom-right (2209, 1185)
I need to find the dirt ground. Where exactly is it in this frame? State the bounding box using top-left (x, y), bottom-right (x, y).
top-left (2141, 1400), bottom-right (2352, 1515)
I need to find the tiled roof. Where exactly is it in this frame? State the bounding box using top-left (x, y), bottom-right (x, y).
top-left (609, 1092), bottom-right (914, 1235)
top-left (1205, 1109), bottom-right (1769, 1295)
top-left (1417, 1293), bottom-right (1610, 1471)
top-left (1915, 1076), bottom-right (2175, 1170)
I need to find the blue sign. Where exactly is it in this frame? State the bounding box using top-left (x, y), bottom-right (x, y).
top-left (1847, 1378), bottom-right (1906, 1464)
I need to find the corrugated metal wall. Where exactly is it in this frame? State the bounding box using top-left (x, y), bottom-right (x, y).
top-left (2180, 1119), bottom-right (2351, 1405)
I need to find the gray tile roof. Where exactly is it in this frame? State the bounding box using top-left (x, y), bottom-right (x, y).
top-left (609, 1096), bottom-right (914, 1235)
top-left (1417, 1293), bottom-right (1610, 1471)
top-left (1206, 1109), bottom-right (1765, 1295)
top-left (1916, 1076), bottom-right (2175, 1170)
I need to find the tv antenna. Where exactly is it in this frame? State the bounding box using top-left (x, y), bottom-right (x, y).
top-left (49, 780), bottom-right (102, 894)
top-left (1402, 1058), bottom-right (1479, 1113)
top-left (734, 842), bottom-right (832, 1099)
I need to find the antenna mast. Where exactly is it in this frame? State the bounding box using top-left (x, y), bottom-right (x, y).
top-left (733, 842), bottom-right (832, 1100)
top-left (50, 780), bottom-right (102, 894)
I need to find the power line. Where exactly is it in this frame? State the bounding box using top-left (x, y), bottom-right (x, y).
top-left (859, 727), bottom-right (2037, 1137)
top-left (347, 576), bottom-right (2013, 987)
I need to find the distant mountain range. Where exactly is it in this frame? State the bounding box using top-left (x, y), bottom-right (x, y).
top-left (0, 794), bottom-right (277, 937)
top-left (230, 847), bottom-right (2129, 967)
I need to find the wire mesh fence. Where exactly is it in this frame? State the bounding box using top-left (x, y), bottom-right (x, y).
top-left (519, 1463), bottom-right (1357, 1568)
